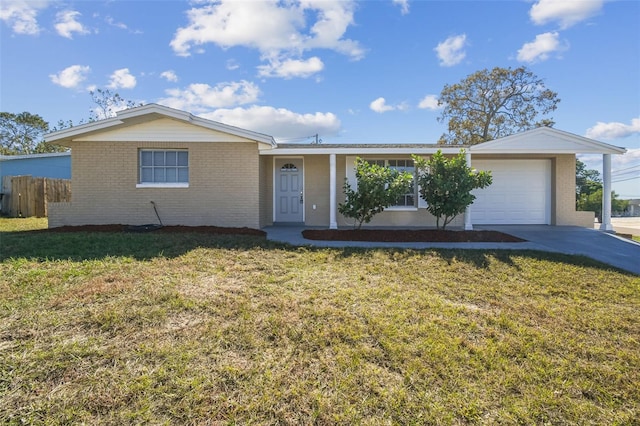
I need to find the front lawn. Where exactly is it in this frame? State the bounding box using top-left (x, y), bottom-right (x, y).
top-left (1, 218), bottom-right (638, 424)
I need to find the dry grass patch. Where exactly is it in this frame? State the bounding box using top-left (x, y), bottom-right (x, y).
top-left (0, 218), bottom-right (639, 424)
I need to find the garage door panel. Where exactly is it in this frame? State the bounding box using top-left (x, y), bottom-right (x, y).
top-left (471, 159), bottom-right (550, 225)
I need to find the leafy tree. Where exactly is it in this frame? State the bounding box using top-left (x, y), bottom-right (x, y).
top-left (437, 66), bottom-right (560, 145)
top-left (413, 150), bottom-right (492, 230)
top-left (0, 111), bottom-right (65, 154)
top-left (339, 157), bottom-right (413, 229)
top-left (34, 140), bottom-right (68, 153)
top-left (49, 119), bottom-right (77, 132)
top-left (577, 188), bottom-right (629, 222)
top-left (89, 88), bottom-right (141, 121)
top-left (575, 159), bottom-right (602, 207)
top-left (0, 90), bottom-right (140, 156)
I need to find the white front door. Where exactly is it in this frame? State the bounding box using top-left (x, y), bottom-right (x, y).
top-left (275, 159), bottom-right (304, 223)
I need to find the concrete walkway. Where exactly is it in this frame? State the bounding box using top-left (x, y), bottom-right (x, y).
top-left (263, 225), bottom-right (640, 275)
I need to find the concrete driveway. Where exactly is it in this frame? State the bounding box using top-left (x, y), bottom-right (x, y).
top-left (264, 225), bottom-right (640, 275)
top-left (477, 225), bottom-right (640, 275)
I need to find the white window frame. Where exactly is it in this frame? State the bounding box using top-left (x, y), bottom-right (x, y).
top-left (136, 149), bottom-right (189, 188)
top-left (345, 157), bottom-right (420, 211)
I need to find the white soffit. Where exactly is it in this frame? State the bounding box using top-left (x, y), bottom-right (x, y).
top-left (261, 146), bottom-right (465, 155)
top-left (470, 127), bottom-right (626, 155)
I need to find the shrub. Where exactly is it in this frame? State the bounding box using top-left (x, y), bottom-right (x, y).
top-left (339, 157), bottom-right (413, 229)
top-left (413, 150), bottom-right (492, 230)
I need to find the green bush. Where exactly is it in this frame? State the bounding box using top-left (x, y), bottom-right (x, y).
top-left (414, 150), bottom-right (492, 230)
top-left (339, 157), bottom-right (413, 229)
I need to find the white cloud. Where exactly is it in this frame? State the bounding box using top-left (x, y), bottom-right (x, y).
top-left (54, 10), bottom-right (89, 39)
top-left (418, 94), bottom-right (440, 110)
top-left (105, 15), bottom-right (127, 30)
top-left (170, 0), bottom-right (364, 77)
top-left (517, 31), bottom-right (567, 63)
top-left (434, 34), bottom-right (466, 67)
top-left (201, 105), bottom-right (341, 141)
top-left (49, 64), bottom-right (90, 89)
top-left (104, 15), bottom-right (142, 34)
top-left (393, 0), bottom-right (409, 15)
top-left (530, 0), bottom-right (604, 29)
top-left (0, 0), bottom-right (48, 35)
top-left (160, 70), bottom-right (178, 82)
top-left (257, 56), bottom-right (324, 79)
top-left (370, 97), bottom-right (393, 113)
top-left (158, 80), bottom-right (260, 112)
top-left (586, 117), bottom-right (640, 140)
top-left (226, 59), bottom-right (240, 71)
top-left (369, 97), bottom-right (408, 113)
top-left (108, 68), bottom-right (137, 89)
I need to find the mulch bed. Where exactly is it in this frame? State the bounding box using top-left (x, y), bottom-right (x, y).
top-left (39, 224), bottom-right (266, 237)
top-left (302, 228), bottom-right (526, 243)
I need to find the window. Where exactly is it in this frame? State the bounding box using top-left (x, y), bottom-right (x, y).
top-left (138, 150), bottom-right (188, 187)
top-left (365, 159), bottom-right (416, 207)
top-left (388, 159), bottom-right (416, 207)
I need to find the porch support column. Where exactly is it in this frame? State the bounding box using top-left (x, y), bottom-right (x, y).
top-left (464, 150), bottom-right (473, 230)
top-left (599, 153), bottom-right (614, 232)
top-left (329, 153), bottom-right (338, 229)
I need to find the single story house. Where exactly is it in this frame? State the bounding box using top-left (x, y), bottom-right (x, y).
top-left (45, 104), bottom-right (626, 231)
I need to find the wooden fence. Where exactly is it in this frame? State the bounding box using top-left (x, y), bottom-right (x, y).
top-left (0, 175), bottom-right (71, 218)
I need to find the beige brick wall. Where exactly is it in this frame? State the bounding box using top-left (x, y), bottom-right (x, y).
top-left (49, 141), bottom-right (261, 228)
top-left (259, 156), bottom-right (273, 227)
top-left (553, 154), bottom-right (595, 226)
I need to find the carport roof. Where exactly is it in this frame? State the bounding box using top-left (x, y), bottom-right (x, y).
top-left (469, 127), bottom-right (626, 154)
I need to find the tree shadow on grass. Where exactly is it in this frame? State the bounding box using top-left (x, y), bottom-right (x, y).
top-left (0, 230), bottom-right (274, 262)
top-left (0, 229), bottom-right (634, 276)
top-left (315, 244), bottom-right (635, 276)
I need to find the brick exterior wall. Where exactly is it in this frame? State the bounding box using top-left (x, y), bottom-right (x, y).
top-left (259, 156), bottom-right (273, 227)
top-left (553, 154), bottom-right (595, 227)
top-left (50, 139), bottom-right (593, 230)
top-left (48, 141), bottom-right (261, 228)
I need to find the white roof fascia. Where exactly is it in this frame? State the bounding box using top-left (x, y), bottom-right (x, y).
top-left (0, 151), bottom-right (71, 161)
top-left (115, 103), bottom-right (188, 121)
top-left (261, 146), bottom-right (465, 155)
top-left (469, 147), bottom-right (627, 154)
top-left (45, 117), bottom-right (123, 142)
top-left (470, 127), bottom-right (626, 155)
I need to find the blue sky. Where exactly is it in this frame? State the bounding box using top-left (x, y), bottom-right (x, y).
top-left (1, 0), bottom-right (639, 197)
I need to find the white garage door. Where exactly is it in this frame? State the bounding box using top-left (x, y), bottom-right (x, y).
top-left (471, 159), bottom-right (551, 225)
